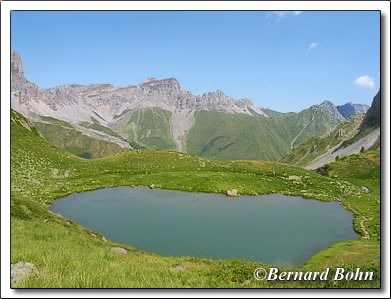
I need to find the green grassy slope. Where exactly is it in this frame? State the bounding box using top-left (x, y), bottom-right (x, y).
top-left (306, 149), bottom-right (380, 273)
top-left (32, 104), bottom-right (342, 161)
top-left (33, 120), bottom-right (125, 159)
top-left (316, 149), bottom-right (380, 239)
top-left (262, 109), bottom-right (296, 118)
top-left (281, 113), bottom-right (365, 166)
top-left (11, 110), bottom-right (380, 288)
top-left (286, 106), bottom-right (341, 146)
top-left (113, 107), bottom-right (176, 150)
top-left (185, 111), bottom-right (293, 160)
top-left (186, 106), bottom-right (341, 161)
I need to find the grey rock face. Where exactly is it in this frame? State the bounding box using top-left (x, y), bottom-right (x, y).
top-left (141, 77), bottom-right (181, 94)
top-left (10, 51), bottom-right (268, 128)
top-left (360, 91), bottom-right (380, 129)
top-left (11, 261), bottom-right (36, 284)
top-left (11, 52), bottom-right (25, 90)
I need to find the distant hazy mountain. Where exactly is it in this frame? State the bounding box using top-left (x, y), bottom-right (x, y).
top-left (336, 102), bottom-right (369, 119)
top-left (11, 51), bottom-right (369, 160)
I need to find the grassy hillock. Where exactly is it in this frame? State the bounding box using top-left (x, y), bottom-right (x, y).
top-left (11, 110), bottom-right (380, 288)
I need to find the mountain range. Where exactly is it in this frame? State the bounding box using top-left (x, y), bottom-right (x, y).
top-left (282, 90), bottom-right (380, 169)
top-left (11, 51), bottom-right (371, 161)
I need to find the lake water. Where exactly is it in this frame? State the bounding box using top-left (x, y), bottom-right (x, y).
top-left (49, 187), bottom-right (358, 265)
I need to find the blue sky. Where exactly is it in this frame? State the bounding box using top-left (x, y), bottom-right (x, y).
top-left (11, 11), bottom-right (380, 112)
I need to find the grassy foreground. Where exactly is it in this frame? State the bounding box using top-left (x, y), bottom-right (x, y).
top-left (11, 110), bottom-right (380, 288)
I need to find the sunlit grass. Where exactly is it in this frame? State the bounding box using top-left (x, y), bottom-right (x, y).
top-left (11, 110), bottom-right (380, 288)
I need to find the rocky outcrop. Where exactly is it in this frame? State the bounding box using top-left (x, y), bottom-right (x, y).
top-left (288, 175), bottom-right (302, 181)
top-left (226, 189), bottom-right (239, 197)
top-left (172, 264), bottom-right (185, 271)
top-left (111, 247), bottom-right (128, 254)
top-left (11, 261), bottom-right (36, 284)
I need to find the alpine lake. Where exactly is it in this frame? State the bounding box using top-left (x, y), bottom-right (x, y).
top-left (49, 187), bottom-right (358, 266)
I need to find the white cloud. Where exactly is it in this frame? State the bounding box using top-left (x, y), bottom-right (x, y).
top-left (353, 75), bottom-right (375, 89)
top-left (272, 11), bottom-right (302, 17)
top-left (308, 42), bottom-right (318, 50)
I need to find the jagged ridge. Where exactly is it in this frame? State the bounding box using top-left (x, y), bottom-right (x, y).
top-left (11, 52), bottom-right (369, 159)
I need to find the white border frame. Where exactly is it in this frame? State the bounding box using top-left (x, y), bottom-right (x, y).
top-left (1, 1), bottom-right (390, 298)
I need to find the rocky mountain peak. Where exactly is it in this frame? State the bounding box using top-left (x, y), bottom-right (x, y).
top-left (11, 51), bottom-right (24, 77)
top-left (140, 77), bottom-right (181, 94)
top-left (319, 100), bottom-right (335, 108)
top-left (316, 100), bottom-right (345, 123)
top-left (11, 51), bottom-right (25, 90)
